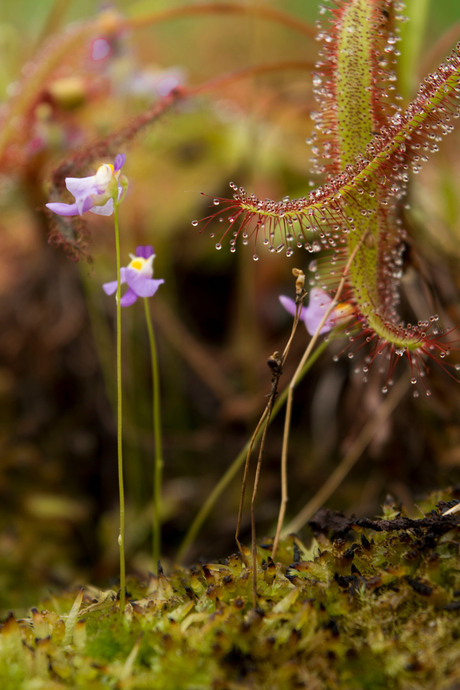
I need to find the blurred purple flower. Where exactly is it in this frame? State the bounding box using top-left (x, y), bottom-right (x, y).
top-left (122, 66), bottom-right (185, 100)
top-left (91, 37), bottom-right (112, 62)
top-left (103, 245), bottom-right (164, 307)
top-left (46, 154), bottom-right (127, 217)
top-left (279, 287), bottom-right (337, 336)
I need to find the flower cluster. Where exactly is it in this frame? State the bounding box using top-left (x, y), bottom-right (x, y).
top-left (45, 155), bottom-right (163, 307)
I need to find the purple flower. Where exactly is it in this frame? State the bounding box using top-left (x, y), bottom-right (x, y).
top-left (103, 245), bottom-right (164, 307)
top-left (46, 154), bottom-right (127, 217)
top-left (91, 37), bottom-right (112, 62)
top-left (279, 287), bottom-right (337, 336)
top-left (129, 67), bottom-right (185, 99)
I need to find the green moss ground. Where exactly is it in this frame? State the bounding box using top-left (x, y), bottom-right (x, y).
top-left (1, 493), bottom-right (460, 689)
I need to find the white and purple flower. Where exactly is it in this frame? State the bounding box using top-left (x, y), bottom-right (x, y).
top-left (46, 153), bottom-right (127, 217)
top-left (279, 287), bottom-right (350, 336)
top-left (103, 245), bottom-right (164, 307)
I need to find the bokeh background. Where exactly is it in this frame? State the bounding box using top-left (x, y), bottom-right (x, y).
top-left (0, 0), bottom-right (459, 613)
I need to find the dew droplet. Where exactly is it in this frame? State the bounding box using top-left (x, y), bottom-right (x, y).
top-left (191, 220), bottom-right (199, 227)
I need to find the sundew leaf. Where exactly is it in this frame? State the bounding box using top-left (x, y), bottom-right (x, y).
top-left (312, 0), bottom-right (401, 175)
top-left (319, 0), bottom-right (395, 348)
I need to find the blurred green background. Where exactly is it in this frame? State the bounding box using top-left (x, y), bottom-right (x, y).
top-left (0, 0), bottom-right (459, 613)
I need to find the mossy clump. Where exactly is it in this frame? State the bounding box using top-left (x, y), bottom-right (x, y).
top-left (1, 493), bottom-right (460, 689)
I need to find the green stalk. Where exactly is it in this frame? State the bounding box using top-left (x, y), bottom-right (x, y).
top-left (114, 207), bottom-right (126, 612)
top-left (175, 339), bottom-right (329, 565)
top-left (144, 298), bottom-right (163, 574)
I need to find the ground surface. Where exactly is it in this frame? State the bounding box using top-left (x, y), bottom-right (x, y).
top-left (1, 493), bottom-right (460, 689)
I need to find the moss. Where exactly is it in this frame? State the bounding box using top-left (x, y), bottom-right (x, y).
top-left (1, 494), bottom-right (460, 688)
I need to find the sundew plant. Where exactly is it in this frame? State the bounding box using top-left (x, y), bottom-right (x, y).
top-left (198, 0), bottom-right (460, 395)
top-left (189, 0), bottom-right (460, 592)
top-left (0, 0), bottom-right (460, 636)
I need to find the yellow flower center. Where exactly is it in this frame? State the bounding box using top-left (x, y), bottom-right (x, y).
top-left (129, 258), bottom-right (145, 271)
top-left (95, 163), bottom-right (114, 187)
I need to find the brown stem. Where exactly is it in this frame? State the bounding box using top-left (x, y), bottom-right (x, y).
top-left (235, 279), bottom-right (306, 606)
top-left (235, 407), bottom-right (269, 562)
top-left (49, 59), bottom-right (313, 190)
top-left (124, 3), bottom-right (316, 39)
top-left (188, 61), bottom-right (315, 96)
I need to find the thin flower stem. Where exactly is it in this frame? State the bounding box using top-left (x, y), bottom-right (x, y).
top-left (144, 298), bottom-right (163, 574)
top-left (114, 207), bottom-right (126, 612)
top-left (250, 408), bottom-right (273, 609)
top-left (175, 339), bottom-right (329, 565)
top-left (271, 233), bottom-right (367, 559)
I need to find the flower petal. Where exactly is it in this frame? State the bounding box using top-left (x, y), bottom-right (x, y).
top-left (102, 268), bottom-right (127, 295)
top-left (279, 295), bottom-right (297, 318)
top-left (120, 287), bottom-right (139, 307)
top-left (303, 288), bottom-right (334, 336)
top-left (90, 198), bottom-right (114, 216)
top-left (114, 153), bottom-right (126, 172)
top-left (280, 289), bottom-right (335, 336)
top-left (135, 245), bottom-right (154, 259)
top-left (141, 278), bottom-right (164, 298)
top-left (102, 280), bottom-right (119, 296)
top-left (65, 174), bottom-right (98, 199)
top-left (45, 201), bottom-right (80, 216)
top-left (125, 268), bottom-right (164, 297)
top-left (48, 190), bottom-right (96, 216)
